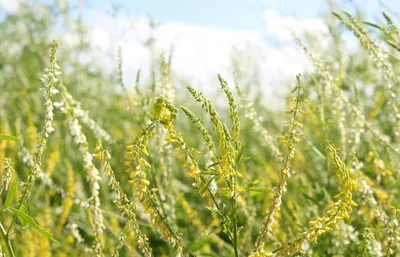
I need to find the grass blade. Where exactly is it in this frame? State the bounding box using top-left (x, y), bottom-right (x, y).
top-left (4, 182), bottom-right (17, 209)
top-left (6, 207), bottom-right (58, 243)
top-left (0, 135), bottom-right (20, 141)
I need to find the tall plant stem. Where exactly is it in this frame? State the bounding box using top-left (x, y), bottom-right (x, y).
top-left (0, 221), bottom-right (15, 257)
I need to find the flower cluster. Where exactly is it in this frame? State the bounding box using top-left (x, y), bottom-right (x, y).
top-left (55, 89), bottom-right (111, 142)
top-left (39, 40), bottom-right (61, 137)
top-left (219, 74), bottom-right (240, 141)
top-left (351, 154), bottom-right (389, 224)
top-left (295, 33), bottom-right (400, 158)
top-left (333, 12), bottom-right (400, 86)
top-left (185, 85), bottom-right (240, 187)
top-left (67, 223), bottom-right (84, 244)
top-left (248, 243), bottom-right (272, 257)
top-left (166, 130), bottom-right (203, 187)
top-left (94, 140), bottom-right (153, 257)
top-left (1, 158), bottom-right (14, 194)
top-left (274, 142), bottom-right (358, 256)
top-left (125, 101), bottom-right (189, 255)
top-left (185, 77), bottom-right (245, 257)
top-left (56, 93), bottom-right (105, 256)
top-left (358, 227), bottom-right (383, 256)
top-left (143, 190), bottom-right (184, 252)
top-left (384, 206), bottom-right (400, 256)
top-left (253, 74), bottom-right (305, 252)
top-left (125, 123), bottom-right (154, 200)
top-left (0, 243), bottom-right (4, 257)
top-left (153, 96), bottom-right (177, 130)
top-left (333, 12), bottom-right (400, 140)
top-left (19, 39), bottom-right (61, 204)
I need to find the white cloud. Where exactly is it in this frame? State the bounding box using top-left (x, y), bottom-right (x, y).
top-left (0, 0), bottom-right (19, 12)
top-left (91, 28), bottom-right (111, 51)
top-left (65, 8), bottom-right (330, 105)
top-left (153, 22), bottom-right (265, 85)
top-left (264, 9), bottom-right (328, 42)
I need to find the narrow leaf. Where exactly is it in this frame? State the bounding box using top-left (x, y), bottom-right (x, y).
top-left (19, 204), bottom-right (29, 227)
top-left (4, 181), bottom-right (17, 209)
top-left (247, 187), bottom-right (274, 193)
top-left (200, 175), bottom-right (216, 196)
top-left (6, 207), bottom-right (58, 242)
top-left (0, 134), bottom-right (20, 141)
top-left (235, 143), bottom-right (245, 164)
top-left (206, 162), bottom-right (221, 169)
top-left (244, 179), bottom-right (263, 190)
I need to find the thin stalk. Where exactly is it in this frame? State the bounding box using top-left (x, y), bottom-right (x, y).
top-left (148, 167), bottom-right (169, 218)
top-left (232, 195), bottom-right (239, 257)
top-left (231, 140), bottom-right (240, 257)
top-left (0, 221), bottom-right (15, 257)
top-left (6, 187), bottom-right (27, 236)
top-left (182, 140), bottom-right (234, 241)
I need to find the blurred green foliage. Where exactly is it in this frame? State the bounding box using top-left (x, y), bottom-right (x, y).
top-left (0, 1), bottom-right (399, 257)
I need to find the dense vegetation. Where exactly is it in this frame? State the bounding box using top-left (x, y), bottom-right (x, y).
top-left (0, 1), bottom-right (399, 256)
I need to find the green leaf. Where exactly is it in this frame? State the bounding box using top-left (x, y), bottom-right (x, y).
top-left (199, 175), bottom-right (216, 196)
top-left (205, 206), bottom-right (223, 216)
top-left (199, 171), bottom-right (219, 176)
top-left (242, 179), bottom-right (273, 194)
top-left (0, 134), bottom-right (20, 141)
top-left (19, 205), bottom-right (29, 227)
top-left (247, 187), bottom-right (274, 193)
top-left (4, 181), bottom-right (17, 209)
top-left (238, 156), bottom-right (251, 164)
top-left (235, 143), bottom-right (244, 164)
top-left (6, 207), bottom-right (58, 243)
top-left (206, 225), bottom-right (223, 236)
top-left (206, 162), bottom-right (221, 169)
top-left (244, 179), bottom-right (263, 189)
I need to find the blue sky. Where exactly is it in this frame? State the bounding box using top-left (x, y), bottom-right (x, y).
top-left (81, 0), bottom-right (398, 30)
top-left (53, 0), bottom-right (397, 102)
top-left (1, 0), bottom-right (390, 103)
top-left (0, 0), bottom-right (397, 105)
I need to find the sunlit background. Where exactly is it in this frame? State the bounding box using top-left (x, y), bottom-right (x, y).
top-left (2, 0), bottom-right (398, 105)
top-left (1, 1), bottom-right (400, 256)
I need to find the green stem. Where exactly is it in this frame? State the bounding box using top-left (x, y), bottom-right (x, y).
top-left (6, 188), bottom-right (27, 236)
top-left (232, 196), bottom-right (239, 257)
top-left (232, 143), bottom-right (239, 257)
top-left (0, 221), bottom-right (15, 257)
top-left (185, 146), bottom-right (234, 241)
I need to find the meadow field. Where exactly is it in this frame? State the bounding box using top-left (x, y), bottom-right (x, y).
top-left (0, 1), bottom-right (399, 256)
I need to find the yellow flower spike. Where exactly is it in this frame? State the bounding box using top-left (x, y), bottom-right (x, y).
top-left (141, 179), bottom-right (150, 187)
top-left (124, 167), bottom-right (133, 174)
top-left (333, 192), bottom-right (342, 198)
top-left (144, 205), bottom-right (152, 215)
top-left (92, 152), bottom-right (102, 160)
top-left (236, 185), bottom-right (245, 194)
top-left (141, 145), bottom-right (149, 156)
top-left (125, 145), bottom-right (134, 151)
top-left (199, 187), bottom-right (208, 197)
top-left (192, 149), bottom-right (202, 155)
top-left (136, 191), bottom-right (144, 200)
top-left (140, 158), bottom-right (152, 168)
top-left (125, 151), bottom-right (135, 157)
top-left (274, 143), bottom-right (358, 256)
